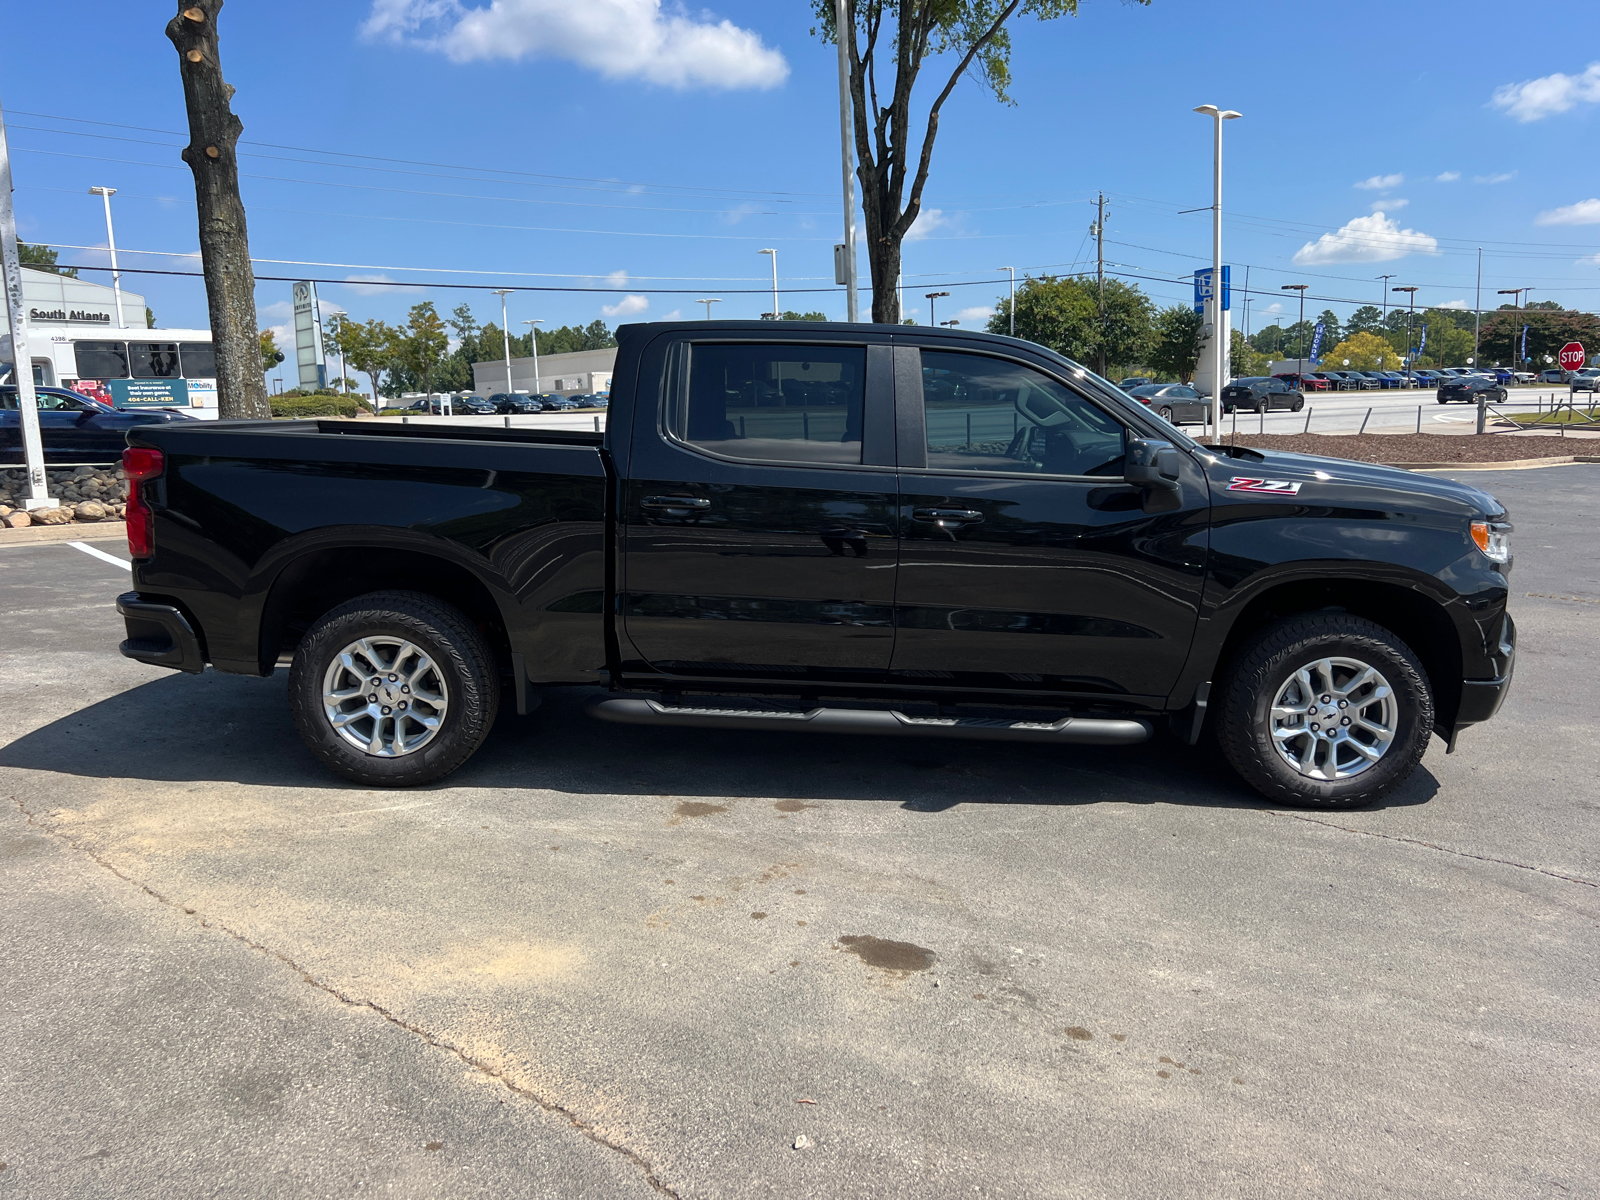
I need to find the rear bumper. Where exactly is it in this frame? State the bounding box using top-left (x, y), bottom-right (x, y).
top-left (117, 591), bottom-right (206, 674)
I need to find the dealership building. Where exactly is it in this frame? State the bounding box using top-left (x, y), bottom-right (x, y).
top-left (470, 346), bottom-right (615, 398)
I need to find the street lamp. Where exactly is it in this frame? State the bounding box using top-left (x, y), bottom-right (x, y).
top-left (695, 297), bottom-right (721, 320)
top-left (492, 288), bottom-right (514, 396)
top-left (1393, 286), bottom-right (1419, 384)
top-left (832, 0), bottom-right (860, 324)
top-left (324, 306), bottom-right (348, 395)
top-left (523, 319), bottom-right (543, 393)
top-left (925, 290), bottom-right (949, 326)
top-left (87, 186), bottom-right (125, 328)
top-left (1195, 104), bottom-right (1242, 430)
top-left (1282, 284), bottom-right (1309, 378)
top-left (1497, 289), bottom-right (1528, 369)
top-left (996, 266), bottom-right (1016, 335)
top-left (758, 248), bottom-right (778, 318)
top-left (1376, 274), bottom-right (1395, 327)
top-left (940, 319), bottom-right (960, 327)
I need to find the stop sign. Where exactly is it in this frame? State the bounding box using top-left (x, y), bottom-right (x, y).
top-left (1559, 341), bottom-right (1586, 371)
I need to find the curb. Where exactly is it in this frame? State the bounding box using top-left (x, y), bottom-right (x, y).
top-left (0, 521), bottom-right (128, 549)
top-left (1385, 455), bottom-right (1600, 471)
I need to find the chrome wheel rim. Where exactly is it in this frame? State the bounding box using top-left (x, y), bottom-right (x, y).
top-left (322, 636), bottom-right (449, 758)
top-left (1268, 656), bottom-right (1397, 781)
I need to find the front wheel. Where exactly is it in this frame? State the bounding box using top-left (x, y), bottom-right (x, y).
top-left (1290, 397), bottom-right (1304, 412)
top-left (1157, 405), bottom-right (1174, 422)
top-left (1216, 614), bottom-right (1434, 809)
top-left (288, 590), bottom-right (500, 787)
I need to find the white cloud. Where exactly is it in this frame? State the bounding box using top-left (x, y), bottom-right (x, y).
top-left (1437, 299), bottom-right (1471, 310)
top-left (601, 294), bottom-right (649, 318)
top-left (1370, 197), bottom-right (1409, 212)
top-left (658, 309), bottom-right (682, 322)
top-left (362, 0), bottom-right (788, 89)
top-left (1292, 212), bottom-right (1440, 265)
top-left (603, 269), bottom-right (629, 288)
top-left (904, 208), bottom-right (951, 242)
top-left (258, 300), bottom-right (294, 322)
top-left (1354, 173), bottom-right (1404, 190)
top-left (1536, 198), bottom-right (1600, 225)
top-left (951, 306), bottom-right (993, 326)
top-left (1436, 171), bottom-right (1461, 183)
top-left (1581, 252), bottom-right (1600, 267)
top-left (1490, 62), bottom-right (1600, 122)
top-left (1474, 171), bottom-right (1516, 184)
top-left (1260, 302), bottom-right (1284, 315)
top-left (340, 273), bottom-right (426, 296)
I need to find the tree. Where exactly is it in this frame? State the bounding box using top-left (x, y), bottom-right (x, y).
top-left (1146, 305), bottom-right (1203, 382)
top-left (146, 307), bottom-right (157, 329)
top-left (324, 317), bottom-right (398, 403)
top-left (19, 242), bottom-right (76, 278)
top-left (1230, 327), bottom-right (1269, 377)
top-left (259, 329), bottom-right (285, 375)
top-left (1322, 331), bottom-right (1398, 371)
top-left (815, 0), bottom-right (1118, 323)
top-left (1477, 306), bottom-right (1600, 368)
top-left (166, 1), bottom-right (269, 420)
top-left (397, 302), bottom-right (449, 396)
top-left (767, 310), bottom-right (830, 321)
top-left (1312, 309), bottom-right (1343, 356)
top-left (988, 274), bottom-right (1151, 371)
top-left (1345, 305), bottom-right (1384, 336)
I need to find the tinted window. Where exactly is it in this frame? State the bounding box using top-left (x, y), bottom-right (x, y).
top-left (130, 343), bottom-right (182, 379)
top-left (179, 342), bottom-right (216, 378)
top-left (74, 341), bottom-right (130, 379)
top-left (921, 350), bottom-right (1127, 477)
top-left (678, 343), bottom-right (864, 465)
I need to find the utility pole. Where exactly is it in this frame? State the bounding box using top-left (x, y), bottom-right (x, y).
top-left (1282, 284), bottom-right (1309, 378)
top-left (0, 91), bottom-right (54, 510)
top-left (88, 186), bottom-right (126, 328)
top-left (996, 266), bottom-right (1015, 335)
top-left (492, 288), bottom-right (514, 395)
top-left (832, 0), bottom-right (859, 323)
top-left (1092, 192), bottom-right (1107, 374)
top-left (523, 319), bottom-right (543, 392)
top-left (696, 298), bottom-right (721, 320)
top-left (759, 248), bottom-right (778, 318)
top-left (1377, 274), bottom-right (1395, 326)
top-left (1496, 289), bottom-right (1526, 368)
top-left (1393, 286), bottom-right (1419, 384)
top-left (1473, 249), bottom-right (1482, 367)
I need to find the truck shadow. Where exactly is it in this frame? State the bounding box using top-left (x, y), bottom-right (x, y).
top-left (0, 676), bottom-right (1440, 812)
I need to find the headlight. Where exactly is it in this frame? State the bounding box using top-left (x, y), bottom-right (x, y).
top-left (1470, 521), bottom-right (1512, 563)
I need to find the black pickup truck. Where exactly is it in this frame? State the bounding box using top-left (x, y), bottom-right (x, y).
top-left (115, 322), bottom-right (1515, 808)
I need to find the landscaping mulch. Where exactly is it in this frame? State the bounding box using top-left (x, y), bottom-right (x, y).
top-left (1211, 433), bottom-right (1596, 465)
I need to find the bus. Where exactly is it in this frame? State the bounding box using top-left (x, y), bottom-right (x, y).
top-left (21, 327), bottom-right (220, 419)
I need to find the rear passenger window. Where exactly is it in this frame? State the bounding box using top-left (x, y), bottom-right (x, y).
top-left (920, 350), bottom-right (1127, 477)
top-left (677, 343), bottom-right (864, 465)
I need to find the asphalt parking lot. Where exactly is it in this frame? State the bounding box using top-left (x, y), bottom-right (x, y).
top-left (2, 465), bottom-right (1596, 1199)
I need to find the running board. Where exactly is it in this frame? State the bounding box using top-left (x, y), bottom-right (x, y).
top-left (586, 696), bottom-right (1151, 745)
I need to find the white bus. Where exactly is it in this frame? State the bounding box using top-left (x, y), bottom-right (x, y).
top-left (23, 326), bottom-right (220, 419)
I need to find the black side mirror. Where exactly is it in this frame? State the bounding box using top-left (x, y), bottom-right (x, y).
top-left (1125, 437), bottom-right (1181, 492)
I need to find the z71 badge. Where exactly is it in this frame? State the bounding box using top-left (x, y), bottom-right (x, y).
top-left (1227, 476), bottom-right (1303, 495)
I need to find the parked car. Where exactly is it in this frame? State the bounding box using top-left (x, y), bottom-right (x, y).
top-left (1411, 371), bottom-right (1443, 388)
top-left (1571, 368), bottom-right (1600, 393)
top-left (1538, 368), bottom-right (1566, 384)
top-left (1222, 377), bottom-right (1305, 413)
top-left (1, 385), bottom-right (195, 464)
top-left (1513, 371), bottom-right (1537, 384)
top-left (114, 319), bottom-right (1516, 809)
top-left (490, 392), bottom-right (543, 415)
top-left (1354, 371), bottom-right (1394, 389)
top-left (1118, 377), bottom-right (1152, 390)
top-left (1437, 375), bottom-right (1507, 405)
top-left (569, 393), bottom-right (607, 408)
top-left (451, 395), bottom-right (497, 415)
top-left (539, 394), bottom-right (581, 411)
top-left (1274, 372), bottom-right (1327, 392)
top-left (1126, 383), bottom-right (1208, 424)
top-left (1338, 371), bottom-right (1380, 390)
top-left (1374, 370), bottom-right (1409, 388)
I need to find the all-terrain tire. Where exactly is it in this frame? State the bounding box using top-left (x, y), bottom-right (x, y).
top-left (288, 590), bottom-right (500, 787)
top-left (1216, 613), bottom-right (1433, 809)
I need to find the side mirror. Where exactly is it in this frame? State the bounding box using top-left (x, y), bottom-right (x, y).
top-left (1124, 437), bottom-right (1181, 492)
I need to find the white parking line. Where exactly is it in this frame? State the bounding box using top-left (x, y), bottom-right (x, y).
top-left (68, 541), bottom-right (132, 571)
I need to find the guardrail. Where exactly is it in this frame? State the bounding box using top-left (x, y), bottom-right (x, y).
top-left (1202, 392), bottom-right (1600, 439)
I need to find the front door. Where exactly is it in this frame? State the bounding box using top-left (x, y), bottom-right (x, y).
top-left (620, 335), bottom-right (899, 683)
top-left (891, 347), bottom-right (1210, 704)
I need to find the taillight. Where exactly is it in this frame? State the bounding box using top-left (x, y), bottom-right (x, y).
top-left (123, 446), bottom-right (164, 559)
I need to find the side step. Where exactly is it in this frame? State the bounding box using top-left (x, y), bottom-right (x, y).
top-left (586, 696), bottom-right (1151, 746)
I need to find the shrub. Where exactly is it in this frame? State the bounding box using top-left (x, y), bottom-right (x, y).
top-left (270, 395), bottom-right (369, 418)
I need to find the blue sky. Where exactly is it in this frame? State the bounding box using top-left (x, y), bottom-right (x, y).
top-left (6, 0), bottom-right (1599, 384)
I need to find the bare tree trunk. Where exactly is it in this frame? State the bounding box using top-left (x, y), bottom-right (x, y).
top-left (166, 1), bottom-right (269, 420)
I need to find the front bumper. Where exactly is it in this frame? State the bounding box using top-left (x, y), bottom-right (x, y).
top-left (1448, 613), bottom-right (1515, 747)
top-left (117, 591), bottom-right (206, 674)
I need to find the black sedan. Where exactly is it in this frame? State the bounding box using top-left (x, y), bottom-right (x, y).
top-left (1436, 375), bottom-right (1506, 405)
top-left (1220, 377), bottom-right (1305, 413)
top-left (1, 386), bottom-right (195, 464)
top-left (1126, 383), bottom-right (1209, 424)
top-left (489, 392), bottom-right (543, 414)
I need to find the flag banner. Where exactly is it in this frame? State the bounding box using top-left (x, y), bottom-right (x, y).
top-left (1309, 321), bottom-right (1325, 363)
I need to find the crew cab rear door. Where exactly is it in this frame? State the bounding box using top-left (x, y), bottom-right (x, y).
top-left (619, 331), bottom-right (899, 684)
top-left (889, 343), bottom-right (1210, 704)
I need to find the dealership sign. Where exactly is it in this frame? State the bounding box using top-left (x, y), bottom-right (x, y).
top-left (28, 306), bottom-right (112, 324)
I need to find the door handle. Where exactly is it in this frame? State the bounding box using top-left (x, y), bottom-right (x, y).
top-left (642, 495), bottom-right (711, 511)
top-left (911, 507), bottom-right (983, 525)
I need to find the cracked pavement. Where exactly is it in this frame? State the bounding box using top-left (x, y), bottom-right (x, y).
top-left (1, 465), bottom-right (1597, 1199)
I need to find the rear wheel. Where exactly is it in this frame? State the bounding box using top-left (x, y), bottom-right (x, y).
top-left (288, 590), bottom-right (500, 787)
top-left (1157, 405), bottom-right (1174, 422)
top-left (1216, 614), bottom-right (1433, 809)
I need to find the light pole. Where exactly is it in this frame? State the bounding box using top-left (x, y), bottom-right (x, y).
top-left (325, 306), bottom-right (348, 395)
top-left (1282, 283), bottom-right (1309, 378)
top-left (997, 265), bottom-right (1016, 335)
top-left (695, 297), bottom-right (721, 320)
top-left (1194, 104), bottom-right (1242, 432)
top-left (1376, 274), bottom-right (1395, 328)
top-left (523, 319), bottom-right (543, 393)
top-left (1393, 286), bottom-right (1419, 384)
top-left (832, 0), bottom-right (860, 323)
top-left (759, 248), bottom-right (778, 318)
top-left (925, 291), bottom-right (949, 327)
top-left (2, 95), bottom-right (55, 509)
top-left (88, 186), bottom-right (125, 328)
top-left (1497, 289), bottom-right (1526, 370)
top-left (492, 288), bottom-right (514, 396)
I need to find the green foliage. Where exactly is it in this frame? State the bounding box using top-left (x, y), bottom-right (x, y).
top-left (397, 302), bottom-right (449, 395)
top-left (18, 242), bottom-right (76, 278)
top-left (1230, 328), bottom-right (1269, 377)
top-left (1146, 305), bottom-right (1203, 383)
top-left (324, 316), bottom-right (402, 399)
top-left (1345, 305), bottom-right (1385, 336)
top-left (1477, 306), bottom-right (1600, 367)
top-left (145, 307), bottom-right (156, 329)
top-left (1323, 331), bottom-right (1398, 371)
top-left (988, 275), bottom-right (1151, 372)
top-left (765, 311), bottom-right (830, 322)
top-left (269, 394), bottom-right (368, 418)
top-left (259, 329), bottom-right (285, 375)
